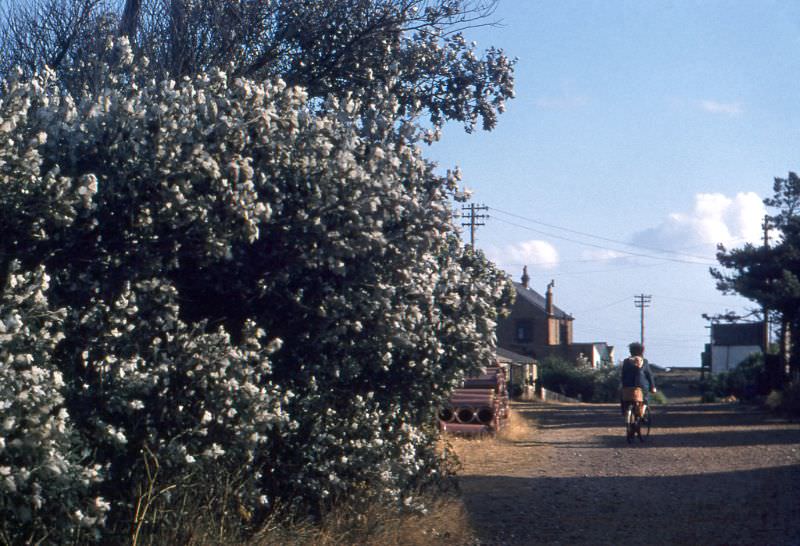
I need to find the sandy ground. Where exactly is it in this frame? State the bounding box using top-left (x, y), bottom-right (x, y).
top-left (452, 389), bottom-right (800, 545)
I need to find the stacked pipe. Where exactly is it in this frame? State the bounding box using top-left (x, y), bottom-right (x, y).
top-left (439, 365), bottom-right (509, 435)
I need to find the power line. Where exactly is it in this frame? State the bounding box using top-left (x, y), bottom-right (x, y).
top-left (574, 296), bottom-right (632, 314)
top-left (490, 207), bottom-right (718, 265)
top-left (577, 323), bottom-right (707, 341)
top-left (491, 216), bottom-right (715, 266)
top-left (491, 206), bottom-right (716, 261)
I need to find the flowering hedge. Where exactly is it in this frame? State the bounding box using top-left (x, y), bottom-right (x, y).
top-left (0, 264), bottom-right (107, 543)
top-left (0, 39), bottom-right (512, 541)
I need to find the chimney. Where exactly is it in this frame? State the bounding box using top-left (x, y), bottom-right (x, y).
top-left (546, 280), bottom-right (555, 315)
top-left (521, 266), bottom-right (530, 289)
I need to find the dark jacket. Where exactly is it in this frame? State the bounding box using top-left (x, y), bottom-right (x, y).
top-left (621, 357), bottom-right (656, 391)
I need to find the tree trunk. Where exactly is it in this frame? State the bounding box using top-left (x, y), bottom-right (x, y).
top-left (789, 317), bottom-right (799, 383)
top-left (778, 319), bottom-right (790, 381)
top-left (119, 0), bottom-right (141, 39)
top-left (169, 0), bottom-right (189, 76)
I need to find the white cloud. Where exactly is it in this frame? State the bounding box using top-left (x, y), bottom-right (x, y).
top-left (631, 192), bottom-right (765, 252)
top-left (581, 249), bottom-right (626, 262)
top-left (489, 239), bottom-right (560, 269)
top-left (698, 99), bottom-right (742, 116)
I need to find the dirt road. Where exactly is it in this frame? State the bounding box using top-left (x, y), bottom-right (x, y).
top-left (455, 400), bottom-right (800, 545)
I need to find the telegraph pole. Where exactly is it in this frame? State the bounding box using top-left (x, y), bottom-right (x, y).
top-left (634, 294), bottom-right (652, 346)
top-left (461, 203), bottom-right (488, 247)
top-left (762, 215), bottom-right (771, 352)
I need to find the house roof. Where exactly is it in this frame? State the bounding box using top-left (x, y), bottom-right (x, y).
top-left (512, 282), bottom-right (572, 320)
top-left (571, 341), bottom-right (613, 349)
top-left (712, 322), bottom-right (763, 347)
top-left (496, 347), bottom-right (536, 365)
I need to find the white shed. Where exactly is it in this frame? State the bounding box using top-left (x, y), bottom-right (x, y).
top-left (708, 322), bottom-right (764, 375)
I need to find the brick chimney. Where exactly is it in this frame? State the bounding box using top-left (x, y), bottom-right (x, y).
top-left (521, 265), bottom-right (530, 289)
top-left (546, 280), bottom-right (555, 315)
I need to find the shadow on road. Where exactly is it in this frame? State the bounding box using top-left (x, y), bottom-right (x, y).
top-left (460, 466), bottom-right (800, 546)
top-left (514, 400), bottom-right (786, 432)
top-left (595, 428), bottom-right (800, 448)
top-left (507, 399), bottom-right (800, 449)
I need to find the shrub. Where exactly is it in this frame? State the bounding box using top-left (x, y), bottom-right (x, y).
top-left (767, 382), bottom-right (800, 416)
top-left (537, 358), bottom-right (622, 403)
top-left (538, 357), bottom-right (595, 400)
top-left (0, 38), bottom-right (512, 541)
top-left (709, 353), bottom-right (766, 401)
top-left (0, 264), bottom-right (107, 544)
top-left (650, 390), bottom-right (668, 405)
top-left (592, 364), bottom-right (623, 403)
top-left (765, 389), bottom-right (783, 411)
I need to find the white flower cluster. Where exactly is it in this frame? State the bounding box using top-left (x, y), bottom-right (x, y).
top-left (0, 264), bottom-right (107, 542)
top-left (72, 279), bottom-right (288, 512)
top-left (0, 36), bottom-right (513, 539)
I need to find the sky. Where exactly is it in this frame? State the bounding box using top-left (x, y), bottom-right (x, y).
top-left (429, 0), bottom-right (800, 367)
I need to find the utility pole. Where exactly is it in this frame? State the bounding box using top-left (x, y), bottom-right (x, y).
top-left (634, 294), bottom-right (652, 346)
top-left (762, 215), bottom-right (771, 352)
top-left (461, 203), bottom-right (488, 247)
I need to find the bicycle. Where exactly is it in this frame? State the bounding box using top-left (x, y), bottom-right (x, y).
top-left (622, 387), bottom-right (651, 443)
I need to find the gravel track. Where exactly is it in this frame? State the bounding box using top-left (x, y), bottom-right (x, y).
top-left (455, 399), bottom-right (800, 545)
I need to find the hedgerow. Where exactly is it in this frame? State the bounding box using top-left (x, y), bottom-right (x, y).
top-left (0, 37), bottom-right (513, 541)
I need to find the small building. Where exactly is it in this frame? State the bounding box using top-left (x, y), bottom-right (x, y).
top-left (702, 322), bottom-right (764, 375)
top-left (496, 347), bottom-right (537, 398)
top-left (496, 267), bottom-right (614, 368)
top-left (565, 342), bottom-right (615, 369)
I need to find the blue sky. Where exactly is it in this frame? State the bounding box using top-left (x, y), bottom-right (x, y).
top-left (430, 1), bottom-right (800, 367)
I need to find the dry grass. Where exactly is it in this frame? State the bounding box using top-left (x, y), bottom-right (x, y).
top-left (127, 412), bottom-right (543, 546)
top-left (128, 470), bottom-right (482, 546)
top-left (132, 492), bottom-right (478, 546)
top-left (497, 407), bottom-right (538, 442)
top-left (446, 407), bottom-right (539, 475)
top-left (249, 496), bottom-right (477, 546)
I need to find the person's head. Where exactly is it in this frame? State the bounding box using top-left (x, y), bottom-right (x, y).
top-left (628, 342), bottom-right (644, 357)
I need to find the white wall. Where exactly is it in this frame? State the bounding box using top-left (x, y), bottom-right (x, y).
top-left (710, 345), bottom-right (761, 375)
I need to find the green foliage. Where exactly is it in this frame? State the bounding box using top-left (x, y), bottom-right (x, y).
top-left (701, 390), bottom-right (718, 403)
top-left (0, 0), bottom-right (515, 135)
top-left (712, 172), bottom-right (800, 377)
top-left (537, 357), bottom-right (620, 403)
top-left (766, 382), bottom-right (800, 416)
top-left (538, 357), bottom-right (593, 400)
top-left (0, 264), bottom-right (107, 543)
top-left (708, 353), bottom-right (766, 400)
top-left (0, 20), bottom-right (515, 542)
top-left (765, 389), bottom-right (783, 410)
top-left (592, 364), bottom-right (624, 403)
top-left (649, 390), bottom-right (668, 405)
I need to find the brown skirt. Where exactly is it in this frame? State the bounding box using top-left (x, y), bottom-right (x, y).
top-left (621, 387), bottom-right (644, 402)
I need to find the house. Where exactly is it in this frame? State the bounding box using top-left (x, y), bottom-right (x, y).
top-left (564, 342), bottom-right (615, 369)
top-left (496, 267), bottom-right (573, 357)
top-left (496, 267), bottom-right (614, 368)
top-left (701, 322), bottom-right (764, 375)
top-left (496, 347), bottom-right (537, 398)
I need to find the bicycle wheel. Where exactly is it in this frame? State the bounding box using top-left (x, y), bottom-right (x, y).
top-left (640, 405), bottom-right (651, 441)
top-left (625, 406), bottom-right (636, 444)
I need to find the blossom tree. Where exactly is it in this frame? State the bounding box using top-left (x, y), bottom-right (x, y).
top-left (0, 29), bottom-right (513, 540)
top-left (0, 262), bottom-right (108, 542)
top-left (0, 1), bottom-right (515, 133)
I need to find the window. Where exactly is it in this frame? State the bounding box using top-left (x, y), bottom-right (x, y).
top-left (516, 320), bottom-right (533, 342)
